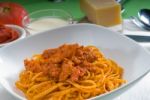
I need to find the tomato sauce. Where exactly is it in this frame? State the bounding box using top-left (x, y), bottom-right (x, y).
top-left (25, 44), bottom-right (100, 82)
top-left (0, 24), bottom-right (19, 44)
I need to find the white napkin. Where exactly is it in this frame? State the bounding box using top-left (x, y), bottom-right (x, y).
top-left (123, 19), bottom-right (147, 32)
top-left (123, 19), bottom-right (150, 50)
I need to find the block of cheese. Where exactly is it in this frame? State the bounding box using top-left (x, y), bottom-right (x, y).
top-left (80, 0), bottom-right (122, 27)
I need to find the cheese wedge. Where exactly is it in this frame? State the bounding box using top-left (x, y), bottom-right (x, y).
top-left (80, 0), bottom-right (122, 27)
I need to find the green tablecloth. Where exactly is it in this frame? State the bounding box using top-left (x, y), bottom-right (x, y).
top-left (1, 0), bottom-right (150, 21)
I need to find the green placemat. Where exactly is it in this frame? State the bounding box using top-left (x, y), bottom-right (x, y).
top-left (1, 0), bottom-right (150, 20)
top-left (123, 0), bottom-right (150, 18)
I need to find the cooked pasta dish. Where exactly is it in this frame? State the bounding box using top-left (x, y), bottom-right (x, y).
top-left (15, 44), bottom-right (126, 100)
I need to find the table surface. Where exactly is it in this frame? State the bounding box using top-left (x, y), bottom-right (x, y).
top-left (1, 0), bottom-right (150, 20)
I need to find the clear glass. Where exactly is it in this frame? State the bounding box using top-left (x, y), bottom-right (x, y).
top-left (108, 23), bottom-right (123, 33)
top-left (22, 9), bottom-right (73, 35)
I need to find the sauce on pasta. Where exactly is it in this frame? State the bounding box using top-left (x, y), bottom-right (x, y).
top-left (15, 44), bottom-right (126, 100)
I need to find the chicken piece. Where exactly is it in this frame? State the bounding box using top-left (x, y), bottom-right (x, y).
top-left (48, 63), bottom-right (61, 79)
top-left (42, 44), bottom-right (80, 63)
top-left (42, 48), bottom-right (57, 59)
top-left (42, 48), bottom-right (64, 63)
top-left (71, 56), bottom-right (81, 65)
top-left (83, 47), bottom-right (98, 62)
top-left (70, 67), bottom-right (81, 82)
top-left (70, 66), bottom-right (87, 82)
top-left (24, 59), bottom-right (52, 75)
top-left (24, 59), bottom-right (42, 73)
top-left (75, 46), bottom-right (98, 63)
top-left (59, 44), bottom-right (79, 58)
top-left (76, 66), bottom-right (87, 77)
top-left (59, 59), bottom-right (73, 81)
top-left (81, 61), bottom-right (97, 72)
top-left (70, 66), bottom-right (87, 81)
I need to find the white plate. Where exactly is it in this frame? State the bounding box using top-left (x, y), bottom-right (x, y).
top-left (0, 25), bottom-right (26, 47)
top-left (0, 23), bottom-right (150, 100)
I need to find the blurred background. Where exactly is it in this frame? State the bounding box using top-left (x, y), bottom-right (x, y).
top-left (1, 0), bottom-right (150, 21)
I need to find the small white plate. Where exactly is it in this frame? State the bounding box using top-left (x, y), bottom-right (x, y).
top-left (0, 23), bottom-right (150, 100)
top-left (0, 25), bottom-right (26, 47)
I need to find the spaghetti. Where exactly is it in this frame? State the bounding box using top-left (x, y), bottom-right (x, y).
top-left (15, 44), bottom-right (126, 100)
